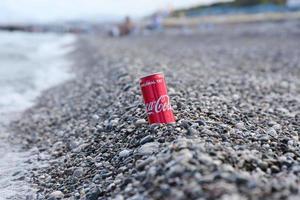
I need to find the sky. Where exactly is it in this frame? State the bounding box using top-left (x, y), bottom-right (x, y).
top-left (0, 0), bottom-right (230, 23)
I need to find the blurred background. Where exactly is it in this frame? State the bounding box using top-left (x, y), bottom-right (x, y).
top-left (0, 0), bottom-right (300, 117)
top-left (0, 1), bottom-right (300, 199)
top-left (0, 0), bottom-right (299, 116)
top-left (0, 0), bottom-right (299, 33)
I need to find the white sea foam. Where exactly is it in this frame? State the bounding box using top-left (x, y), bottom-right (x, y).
top-left (0, 32), bottom-right (75, 118)
top-left (0, 31), bottom-right (75, 199)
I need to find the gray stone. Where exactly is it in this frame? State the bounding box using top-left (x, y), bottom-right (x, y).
top-left (267, 128), bottom-right (277, 137)
top-left (48, 191), bottom-right (64, 200)
top-left (138, 142), bottom-right (159, 155)
top-left (86, 186), bottom-right (101, 200)
top-left (114, 194), bottom-right (125, 200)
top-left (235, 122), bottom-right (245, 130)
top-left (73, 167), bottom-right (84, 178)
top-left (119, 149), bottom-right (131, 158)
top-left (92, 114), bottom-right (100, 120)
top-left (195, 119), bottom-right (206, 126)
top-left (188, 127), bottom-right (198, 135)
top-left (139, 135), bottom-right (154, 145)
top-left (92, 174), bottom-right (101, 183)
top-left (259, 135), bottom-right (270, 142)
top-left (135, 119), bottom-right (147, 125)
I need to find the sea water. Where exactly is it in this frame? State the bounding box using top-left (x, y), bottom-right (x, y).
top-left (0, 31), bottom-right (75, 199)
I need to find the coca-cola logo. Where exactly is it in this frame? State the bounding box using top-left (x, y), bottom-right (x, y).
top-left (145, 95), bottom-right (172, 115)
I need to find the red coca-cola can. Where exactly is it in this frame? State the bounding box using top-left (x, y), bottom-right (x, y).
top-left (140, 72), bottom-right (175, 124)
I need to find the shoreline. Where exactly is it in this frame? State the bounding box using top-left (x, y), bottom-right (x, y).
top-left (0, 116), bottom-right (36, 199)
top-left (9, 20), bottom-right (300, 199)
top-left (0, 32), bottom-right (76, 199)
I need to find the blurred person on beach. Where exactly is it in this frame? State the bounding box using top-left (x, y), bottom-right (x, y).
top-left (109, 16), bottom-right (135, 37)
top-left (146, 5), bottom-right (173, 31)
top-left (147, 12), bottom-right (163, 30)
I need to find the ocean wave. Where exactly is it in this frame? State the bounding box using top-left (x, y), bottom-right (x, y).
top-left (0, 32), bottom-right (75, 118)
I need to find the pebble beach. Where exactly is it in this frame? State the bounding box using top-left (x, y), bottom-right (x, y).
top-left (9, 20), bottom-right (300, 200)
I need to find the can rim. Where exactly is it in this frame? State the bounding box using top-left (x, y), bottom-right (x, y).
top-left (140, 72), bottom-right (164, 80)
